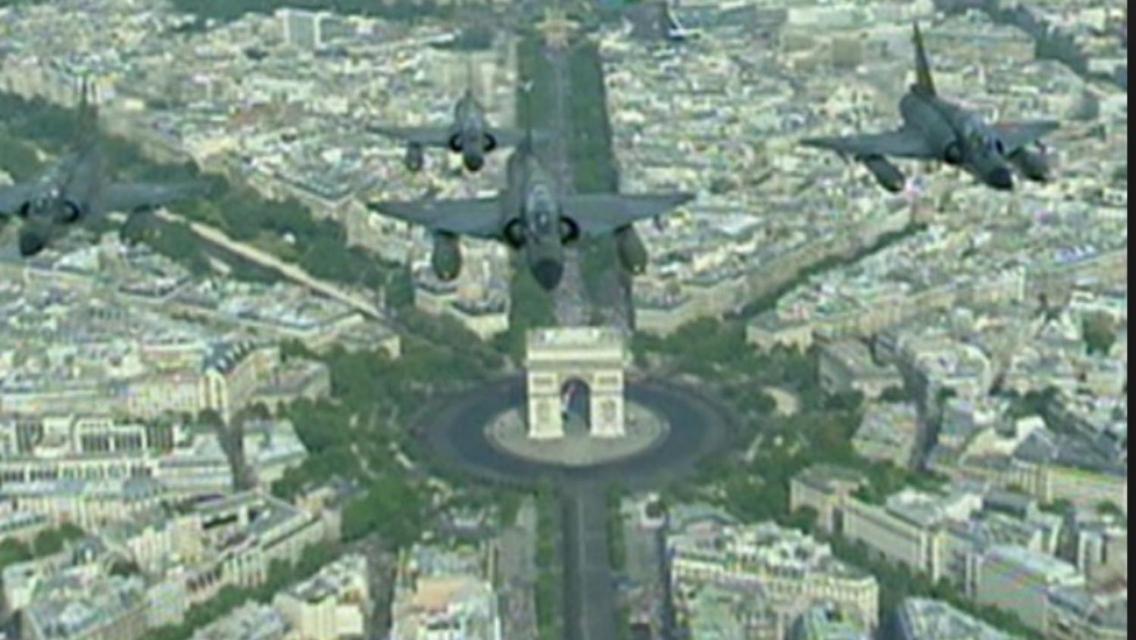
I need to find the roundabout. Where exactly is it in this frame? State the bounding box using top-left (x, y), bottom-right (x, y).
top-left (415, 375), bottom-right (738, 490)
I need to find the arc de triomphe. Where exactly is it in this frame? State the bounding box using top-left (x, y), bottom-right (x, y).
top-left (525, 327), bottom-right (626, 440)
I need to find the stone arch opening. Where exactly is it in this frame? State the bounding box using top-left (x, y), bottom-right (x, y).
top-left (561, 377), bottom-right (592, 436)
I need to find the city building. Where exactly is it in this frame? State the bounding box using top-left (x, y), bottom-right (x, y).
top-left (279, 8), bottom-right (324, 51)
top-left (851, 402), bottom-right (920, 467)
top-left (667, 517), bottom-right (879, 634)
top-left (685, 583), bottom-right (780, 640)
top-left (790, 604), bottom-right (871, 639)
top-left (841, 488), bottom-right (982, 582)
top-left (0, 502), bottom-right (49, 543)
top-left (1070, 514), bottom-right (1127, 587)
top-left (186, 491), bottom-right (329, 600)
top-left (2, 477), bottom-right (167, 530)
top-left (200, 342), bottom-right (281, 424)
top-left (891, 597), bottom-right (1014, 640)
top-left (274, 553), bottom-right (370, 640)
top-left (975, 545), bottom-right (1085, 634)
top-left (190, 601), bottom-right (292, 640)
top-left (817, 340), bottom-right (904, 400)
top-left (788, 464), bottom-right (865, 534)
top-left (1045, 584), bottom-right (1128, 640)
top-left (389, 544), bottom-right (502, 640)
top-left (23, 571), bottom-right (149, 640)
top-left (934, 430), bottom-right (1128, 516)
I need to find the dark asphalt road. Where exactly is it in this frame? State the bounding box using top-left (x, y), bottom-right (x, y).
top-left (562, 484), bottom-right (617, 640)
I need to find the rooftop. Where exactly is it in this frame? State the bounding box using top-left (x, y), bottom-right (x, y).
top-left (897, 597), bottom-right (1014, 640)
top-left (527, 327), bottom-right (625, 350)
top-left (25, 572), bottom-right (146, 640)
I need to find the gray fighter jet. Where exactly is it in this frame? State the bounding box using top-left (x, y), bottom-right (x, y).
top-left (367, 127), bottom-right (693, 291)
top-left (801, 23), bottom-right (1058, 192)
top-left (369, 85), bottom-right (527, 174)
top-left (0, 80), bottom-right (205, 257)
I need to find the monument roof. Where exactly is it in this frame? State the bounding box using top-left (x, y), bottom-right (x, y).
top-left (527, 327), bottom-right (624, 350)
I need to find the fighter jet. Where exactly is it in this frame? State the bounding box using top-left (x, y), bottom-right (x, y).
top-left (800, 23), bottom-right (1058, 192)
top-left (366, 124), bottom-right (693, 291)
top-left (369, 80), bottom-right (528, 174)
top-left (0, 79), bottom-right (205, 257)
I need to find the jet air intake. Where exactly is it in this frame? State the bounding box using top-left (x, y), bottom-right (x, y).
top-left (862, 156), bottom-right (906, 193)
top-left (431, 232), bottom-right (462, 282)
top-left (615, 226), bottom-right (648, 275)
top-left (940, 140), bottom-right (963, 165)
top-left (57, 201), bottom-right (81, 223)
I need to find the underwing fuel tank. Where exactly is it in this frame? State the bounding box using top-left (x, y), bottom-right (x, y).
top-left (431, 232), bottom-right (461, 281)
top-left (862, 156), bottom-right (906, 192)
top-left (615, 226), bottom-right (648, 275)
top-left (404, 143), bottom-right (424, 172)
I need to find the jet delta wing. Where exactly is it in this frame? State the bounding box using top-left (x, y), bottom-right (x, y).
top-left (800, 127), bottom-right (937, 161)
top-left (367, 125), bottom-right (454, 149)
top-left (563, 193), bottom-right (696, 236)
top-left (483, 127), bottom-right (528, 149)
top-left (366, 197), bottom-right (501, 239)
top-left (992, 120), bottom-right (1061, 155)
top-left (367, 123), bottom-right (532, 151)
top-left (0, 183), bottom-right (44, 218)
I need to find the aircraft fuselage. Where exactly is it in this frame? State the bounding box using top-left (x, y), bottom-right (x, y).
top-left (899, 91), bottom-right (1014, 190)
top-left (502, 149), bottom-right (570, 290)
top-left (453, 93), bottom-right (492, 172)
top-left (17, 140), bottom-right (103, 255)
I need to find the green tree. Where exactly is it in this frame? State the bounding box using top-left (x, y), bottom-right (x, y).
top-left (493, 266), bottom-right (556, 363)
top-left (1040, 498), bottom-right (1075, 516)
top-left (1083, 313), bottom-right (1116, 355)
top-left (31, 523), bottom-right (84, 557)
top-left (341, 473), bottom-right (427, 547)
top-left (0, 538), bottom-right (31, 571)
top-left (785, 506), bottom-right (819, 534)
top-left (1095, 500), bottom-right (1124, 518)
top-left (879, 385), bottom-right (909, 403)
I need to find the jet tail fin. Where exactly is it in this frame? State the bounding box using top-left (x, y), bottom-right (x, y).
top-left (912, 22), bottom-right (936, 96)
top-left (76, 75), bottom-right (99, 140)
top-left (519, 80), bottom-right (535, 152)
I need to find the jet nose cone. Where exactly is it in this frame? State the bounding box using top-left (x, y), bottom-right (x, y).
top-left (532, 259), bottom-right (563, 291)
top-left (988, 167), bottom-right (1014, 191)
top-left (463, 154), bottom-right (484, 172)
